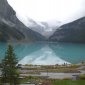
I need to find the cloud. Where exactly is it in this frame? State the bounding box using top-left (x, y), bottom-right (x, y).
top-left (7, 0), bottom-right (85, 24)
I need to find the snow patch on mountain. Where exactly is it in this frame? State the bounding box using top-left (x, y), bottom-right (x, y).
top-left (15, 13), bottom-right (61, 38)
top-left (26, 19), bottom-right (62, 38)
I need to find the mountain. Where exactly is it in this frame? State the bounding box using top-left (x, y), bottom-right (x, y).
top-left (26, 18), bottom-right (45, 37)
top-left (49, 17), bottom-right (85, 43)
top-left (26, 19), bottom-right (61, 38)
top-left (41, 21), bottom-right (61, 38)
top-left (0, 0), bottom-right (45, 42)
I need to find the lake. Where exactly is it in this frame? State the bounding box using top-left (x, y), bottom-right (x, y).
top-left (0, 42), bottom-right (85, 65)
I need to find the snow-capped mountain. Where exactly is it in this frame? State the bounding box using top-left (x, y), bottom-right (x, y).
top-left (26, 18), bottom-right (62, 38)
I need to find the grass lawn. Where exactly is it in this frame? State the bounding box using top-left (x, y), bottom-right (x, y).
top-left (52, 80), bottom-right (85, 85)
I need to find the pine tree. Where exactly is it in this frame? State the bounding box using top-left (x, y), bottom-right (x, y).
top-left (1, 45), bottom-right (19, 85)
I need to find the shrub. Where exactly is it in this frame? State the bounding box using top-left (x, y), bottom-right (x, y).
top-left (79, 74), bottom-right (85, 80)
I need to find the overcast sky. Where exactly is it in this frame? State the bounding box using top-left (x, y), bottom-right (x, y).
top-left (7, 0), bottom-right (85, 24)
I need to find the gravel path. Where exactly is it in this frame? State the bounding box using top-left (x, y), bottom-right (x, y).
top-left (20, 72), bottom-right (81, 79)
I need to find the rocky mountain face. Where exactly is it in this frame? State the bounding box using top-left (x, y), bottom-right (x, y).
top-left (0, 0), bottom-right (45, 42)
top-left (49, 17), bottom-right (85, 43)
top-left (26, 19), bottom-right (61, 38)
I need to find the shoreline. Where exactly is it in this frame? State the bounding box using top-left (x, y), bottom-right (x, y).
top-left (18, 62), bottom-right (85, 80)
top-left (18, 61), bottom-right (85, 66)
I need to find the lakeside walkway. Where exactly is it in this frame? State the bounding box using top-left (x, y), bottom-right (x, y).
top-left (0, 65), bottom-right (85, 79)
top-left (20, 69), bottom-right (85, 79)
top-left (19, 64), bottom-right (85, 79)
top-left (20, 72), bottom-right (81, 79)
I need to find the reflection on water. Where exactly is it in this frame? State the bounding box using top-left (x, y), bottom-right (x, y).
top-left (50, 43), bottom-right (85, 64)
top-left (19, 45), bottom-right (70, 65)
top-left (0, 42), bottom-right (85, 65)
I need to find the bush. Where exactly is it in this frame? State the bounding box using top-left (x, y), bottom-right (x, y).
top-left (79, 74), bottom-right (85, 80)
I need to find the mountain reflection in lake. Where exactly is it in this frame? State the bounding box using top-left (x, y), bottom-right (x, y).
top-left (0, 42), bottom-right (85, 65)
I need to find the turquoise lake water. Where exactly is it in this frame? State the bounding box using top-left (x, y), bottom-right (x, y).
top-left (0, 42), bottom-right (85, 65)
